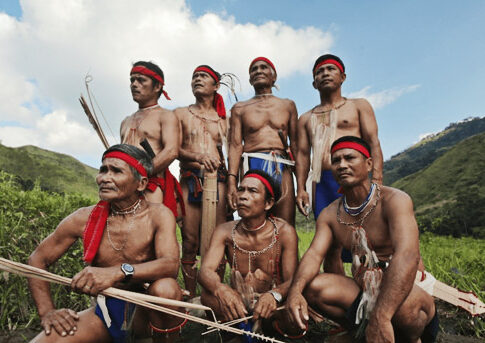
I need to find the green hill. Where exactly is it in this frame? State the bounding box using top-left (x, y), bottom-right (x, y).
top-left (391, 132), bottom-right (485, 237)
top-left (0, 143), bottom-right (98, 198)
top-left (383, 116), bottom-right (485, 185)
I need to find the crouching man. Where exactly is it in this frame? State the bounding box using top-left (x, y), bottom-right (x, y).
top-left (287, 136), bottom-right (438, 343)
top-left (199, 170), bottom-right (305, 339)
top-left (28, 144), bottom-right (185, 343)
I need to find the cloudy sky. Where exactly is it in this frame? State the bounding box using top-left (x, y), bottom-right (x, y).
top-left (0, 0), bottom-right (484, 170)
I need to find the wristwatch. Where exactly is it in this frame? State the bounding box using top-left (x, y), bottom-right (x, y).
top-left (121, 263), bottom-right (134, 282)
top-left (268, 290), bottom-right (283, 303)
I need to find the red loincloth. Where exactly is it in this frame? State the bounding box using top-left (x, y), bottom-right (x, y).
top-left (146, 168), bottom-right (185, 217)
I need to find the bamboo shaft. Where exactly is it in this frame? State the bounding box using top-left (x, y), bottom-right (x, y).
top-left (200, 171), bottom-right (218, 258)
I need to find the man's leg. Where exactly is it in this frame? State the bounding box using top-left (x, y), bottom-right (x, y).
top-left (30, 308), bottom-right (111, 343)
top-left (392, 284), bottom-right (436, 343)
top-left (304, 273), bottom-right (361, 326)
top-left (180, 179), bottom-right (202, 298)
top-left (273, 168), bottom-right (295, 226)
top-left (215, 181), bottom-right (228, 281)
top-left (134, 278), bottom-right (185, 343)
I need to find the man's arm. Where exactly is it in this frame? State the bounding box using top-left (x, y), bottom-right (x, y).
top-left (287, 211), bottom-right (334, 329)
top-left (227, 105), bottom-right (244, 209)
top-left (151, 110), bottom-right (179, 174)
top-left (287, 100), bottom-right (299, 160)
top-left (28, 208), bottom-right (87, 336)
top-left (253, 221), bottom-right (298, 320)
top-left (199, 224), bottom-right (247, 320)
top-left (357, 98), bottom-right (383, 184)
top-left (366, 190), bottom-right (420, 342)
top-left (295, 113), bottom-right (312, 216)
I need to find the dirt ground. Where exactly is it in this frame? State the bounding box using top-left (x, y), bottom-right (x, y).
top-left (1, 301), bottom-right (483, 342)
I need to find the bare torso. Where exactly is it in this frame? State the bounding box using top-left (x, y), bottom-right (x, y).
top-left (235, 96), bottom-right (295, 153)
top-left (302, 99), bottom-right (363, 170)
top-left (221, 218), bottom-right (285, 293)
top-left (120, 106), bottom-right (170, 176)
top-left (176, 105), bottom-right (226, 170)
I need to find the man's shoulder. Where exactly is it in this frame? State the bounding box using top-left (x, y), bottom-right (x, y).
top-left (299, 109), bottom-right (313, 121)
top-left (380, 185), bottom-right (412, 207)
top-left (59, 205), bottom-right (97, 235)
top-left (173, 106), bottom-right (190, 118)
top-left (146, 201), bottom-right (174, 218)
top-left (347, 97), bottom-right (372, 109)
top-left (272, 217), bottom-right (296, 237)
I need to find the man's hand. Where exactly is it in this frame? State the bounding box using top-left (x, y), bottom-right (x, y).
top-left (71, 266), bottom-right (121, 295)
top-left (214, 284), bottom-right (247, 321)
top-left (41, 309), bottom-right (79, 336)
top-left (253, 292), bottom-right (277, 320)
top-left (296, 189), bottom-right (310, 217)
top-left (198, 154), bottom-right (220, 173)
top-left (366, 314), bottom-right (394, 343)
top-left (226, 183), bottom-right (238, 210)
top-left (286, 290), bottom-right (309, 330)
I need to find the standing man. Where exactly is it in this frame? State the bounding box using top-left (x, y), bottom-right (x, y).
top-left (287, 136), bottom-right (438, 343)
top-left (227, 57), bottom-right (298, 226)
top-left (200, 170), bottom-right (304, 339)
top-left (121, 61), bottom-right (183, 219)
top-left (174, 65), bottom-right (228, 297)
top-left (28, 144), bottom-right (186, 343)
top-left (296, 54), bottom-right (383, 220)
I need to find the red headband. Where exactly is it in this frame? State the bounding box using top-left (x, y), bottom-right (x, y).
top-left (192, 66), bottom-right (226, 118)
top-left (313, 59), bottom-right (344, 75)
top-left (103, 151), bottom-right (148, 177)
top-left (130, 66), bottom-right (171, 100)
top-left (331, 141), bottom-right (370, 158)
top-left (193, 66), bottom-right (220, 82)
top-left (244, 173), bottom-right (274, 197)
top-left (249, 57), bottom-right (276, 74)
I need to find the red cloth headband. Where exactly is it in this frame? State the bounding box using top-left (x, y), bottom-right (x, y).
top-left (313, 59), bottom-right (344, 75)
top-left (130, 66), bottom-right (171, 100)
top-left (249, 57), bottom-right (276, 74)
top-left (244, 173), bottom-right (274, 197)
top-left (331, 141), bottom-right (370, 158)
top-left (192, 67), bottom-right (226, 118)
top-left (103, 151), bottom-right (148, 177)
top-left (194, 66), bottom-right (220, 82)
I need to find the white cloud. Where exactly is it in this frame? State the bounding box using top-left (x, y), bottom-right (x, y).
top-left (346, 84), bottom-right (420, 110)
top-left (0, 0), bottom-right (333, 166)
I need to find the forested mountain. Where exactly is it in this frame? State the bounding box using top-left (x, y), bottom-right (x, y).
top-left (383, 116), bottom-right (485, 185)
top-left (0, 143), bottom-right (98, 198)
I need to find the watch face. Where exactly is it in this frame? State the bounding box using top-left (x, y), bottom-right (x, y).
top-left (122, 263), bottom-right (134, 273)
top-left (270, 290), bottom-right (282, 302)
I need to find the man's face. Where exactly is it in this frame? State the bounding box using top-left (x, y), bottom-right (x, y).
top-left (191, 71), bottom-right (219, 97)
top-left (130, 72), bottom-right (161, 104)
top-left (96, 158), bottom-right (142, 202)
top-left (312, 63), bottom-right (346, 92)
top-left (236, 177), bottom-right (273, 218)
top-left (249, 61), bottom-right (276, 88)
top-left (330, 148), bottom-right (372, 187)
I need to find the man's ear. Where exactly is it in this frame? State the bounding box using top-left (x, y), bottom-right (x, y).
top-left (366, 157), bottom-right (373, 173)
top-left (312, 79), bottom-right (317, 89)
top-left (264, 197), bottom-right (275, 212)
top-left (137, 177), bottom-right (149, 192)
top-left (341, 72), bottom-right (347, 83)
top-left (153, 81), bottom-right (162, 93)
top-left (215, 82), bottom-right (221, 91)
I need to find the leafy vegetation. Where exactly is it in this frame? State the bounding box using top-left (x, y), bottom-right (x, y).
top-left (0, 143), bottom-right (99, 198)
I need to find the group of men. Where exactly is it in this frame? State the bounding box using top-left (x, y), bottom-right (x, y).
top-left (27, 55), bottom-right (438, 343)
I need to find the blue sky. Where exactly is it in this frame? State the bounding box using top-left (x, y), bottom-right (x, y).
top-left (0, 0), bottom-right (484, 167)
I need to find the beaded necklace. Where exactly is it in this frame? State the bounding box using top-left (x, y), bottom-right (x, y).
top-left (231, 217), bottom-right (278, 273)
top-left (343, 183), bottom-right (377, 216)
top-left (107, 199), bottom-right (141, 251)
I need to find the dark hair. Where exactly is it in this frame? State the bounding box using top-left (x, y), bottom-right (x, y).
top-left (331, 136), bottom-right (371, 156)
top-left (243, 169), bottom-right (281, 205)
top-left (133, 61), bottom-right (165, 99)
top-left (102, 144), bottom-right (153, 180)
top-left (313, 54), bottom-right (345, 73)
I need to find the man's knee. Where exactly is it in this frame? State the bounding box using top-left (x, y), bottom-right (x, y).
top-left (148, 278), bottom-right (182, 300)
top-left (393, 288), bottom-right (435, 337)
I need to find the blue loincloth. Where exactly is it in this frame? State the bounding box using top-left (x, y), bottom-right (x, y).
top-left (247, 152), bottom-right (287, 185)
top-left (314, 170), bottom-right (341, 220)
top-left (95, 296), bottom-right (136, 343)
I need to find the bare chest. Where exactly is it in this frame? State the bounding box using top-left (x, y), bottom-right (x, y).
top-left (241, 102), bottom-right (290, 134)
top-left (122, 112), bottom-right (162, 147)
